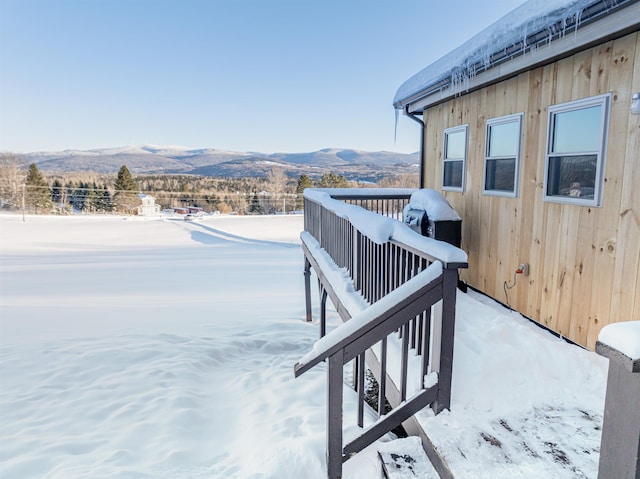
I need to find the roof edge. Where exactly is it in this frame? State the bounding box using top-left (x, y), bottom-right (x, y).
top-left (395, 0), bottom-right (640, 113)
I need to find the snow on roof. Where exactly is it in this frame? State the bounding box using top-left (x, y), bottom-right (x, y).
top-left (393, 0), bottom-right (625, 109)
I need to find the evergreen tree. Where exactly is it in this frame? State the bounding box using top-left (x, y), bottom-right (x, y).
top-left (64, 181), bottom-right (74, 210)
top-left (295, 174), bottom-right (313, 209)
top-left (113, 165), bottom-right (138, 213)
top-left (25, 163), bottom-right (52, 214)
top-left (51, 179), bottom-right (63, 204)
top-left (86, 182), bottom-right (99, 212)
top-left (98, 187), bottom-right (114, 212)
top-left (71, 182), bottom-right (86, 211)
top-left (318, 173), bottom-right (349, 188)
top-left (296, 174), bottom-right (313, 192)
top-left (248, 192), bottom-right (264, 215)
top-left (114, 165), bottom-right (136, 191)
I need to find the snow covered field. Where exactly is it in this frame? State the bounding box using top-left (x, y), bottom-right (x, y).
top-left (0, 214), bottom-right (609, 478)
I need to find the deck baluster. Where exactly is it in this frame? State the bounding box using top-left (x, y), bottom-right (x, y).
top-left (297, 188), bottom-right (467, 479)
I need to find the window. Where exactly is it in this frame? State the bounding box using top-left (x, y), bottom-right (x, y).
top-left (484, 113), bottom-right (523, 197)
top-left (544, 94), bottom-right (611, 206)
top-left (443, 125), bottom-right (468, 191)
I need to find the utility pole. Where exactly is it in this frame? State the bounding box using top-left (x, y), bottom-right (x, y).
top-left (21, 184), bottom-right (25, 222)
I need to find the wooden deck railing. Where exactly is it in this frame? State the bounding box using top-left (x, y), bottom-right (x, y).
top-left (295, 188), bottom-right (467, 479)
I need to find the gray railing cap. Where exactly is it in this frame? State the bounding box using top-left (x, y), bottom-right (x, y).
top-left (304, 188), bottom-right (416, 201)
top-left (596, 341), bottom-right (640, 373)
top-left (596, 321), bottom-right (640, 372)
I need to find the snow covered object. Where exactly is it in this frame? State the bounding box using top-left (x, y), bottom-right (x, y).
top-left (403, 189), bottom-right (462, 247)
top-left (405, 189), bottom-right (461, 222)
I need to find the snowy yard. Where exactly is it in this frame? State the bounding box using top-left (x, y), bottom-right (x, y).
top-left (0, 214), bottom-right (608, 478)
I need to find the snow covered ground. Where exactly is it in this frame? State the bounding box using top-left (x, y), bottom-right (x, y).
top-left (0, 213), bottom-right (609, 478)
top-left (417, 291), bottom-right (607, 478)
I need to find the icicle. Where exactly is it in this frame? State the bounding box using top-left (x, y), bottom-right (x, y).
top-left (394, 108), bottom-right (400, 144)
top-left (574, 6), bottom-right (584, 40)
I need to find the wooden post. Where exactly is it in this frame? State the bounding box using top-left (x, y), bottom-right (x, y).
top-left (596, 340), bottom-right (640, 479)
top-left (434, 268), bottom-right (458, 414)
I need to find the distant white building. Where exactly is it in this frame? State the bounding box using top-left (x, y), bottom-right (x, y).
top-left (137, 194), bottom-right (161, 216)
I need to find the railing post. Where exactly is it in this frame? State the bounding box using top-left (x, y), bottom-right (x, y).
top-left (327, 349), bottom-right (344, 479)
top-left (596, 326), bottom-right (640, 479)
top-left (434, 267), bottom-right (458, 414)
top-left (353, 230), bottom-right (360, 291)
top-left (304, 258), bottom-right (312, 322)
top-left (320, 289), bottom-right (328, 338)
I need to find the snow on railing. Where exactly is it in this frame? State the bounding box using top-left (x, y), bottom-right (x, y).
top-left (304, 188), bottom-right (467, 267)
top-left (296, 257), bottom-right (443, 372)
top-left (598, 321), bottom-right (640, 361)
top-left (297, 188), bottom-right (467, 479)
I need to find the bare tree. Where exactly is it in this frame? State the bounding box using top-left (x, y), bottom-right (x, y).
top-left (266, 168), bottom-right (288, 213)
top-left (378, 173), bottom-right (419, 189)
top-left (0, 153), bottom-right (26, 211)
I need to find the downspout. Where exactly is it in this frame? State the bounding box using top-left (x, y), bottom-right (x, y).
top-left (404, 105), bottom-right (426, 189)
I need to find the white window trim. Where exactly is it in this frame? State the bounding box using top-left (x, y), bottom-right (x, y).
top-left (483, 113), bottom-right (523, 198)
top-left (442, 124), bottom-right (468, 192)
top-left (543, 93), bottom-right (611, 207)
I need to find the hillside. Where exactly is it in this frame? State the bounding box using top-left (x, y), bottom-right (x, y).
top-left (21, 145), bottom-right (419, 182)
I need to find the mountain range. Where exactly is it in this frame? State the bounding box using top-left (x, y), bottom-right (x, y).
top-left (22, 145), bottom-right (419, 182)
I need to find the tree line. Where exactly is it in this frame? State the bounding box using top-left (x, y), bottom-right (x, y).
top-left (0, 153), bottom-right (410, 215)
top-left (15, 164), bottom-right (143, 214)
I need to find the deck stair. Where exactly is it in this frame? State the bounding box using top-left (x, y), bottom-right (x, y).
top-left (378, 437), bottom-right (439, 478)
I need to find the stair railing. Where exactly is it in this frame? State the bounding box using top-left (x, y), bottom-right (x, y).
top-left (296, 189), bottom-right (467, 479)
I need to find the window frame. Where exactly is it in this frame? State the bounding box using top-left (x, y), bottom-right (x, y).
top-left (442, 124), bottom-right (468, 192)
top-left (483, 113), bottom-right (524, 198)
top-left (543, 93), bottom-right (611, 207)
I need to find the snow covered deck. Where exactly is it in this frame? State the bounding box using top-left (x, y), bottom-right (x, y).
top-left (299, 190), bottom-right (615, 478)
top-left (417, 291), bottom-right (606, 478)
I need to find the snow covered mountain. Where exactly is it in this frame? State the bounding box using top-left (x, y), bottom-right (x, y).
top-left (21, 145), bottom-right (419, 181)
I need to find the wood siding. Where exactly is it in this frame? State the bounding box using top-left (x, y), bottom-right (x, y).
top-left (421, 31), bottom-right (640, 349)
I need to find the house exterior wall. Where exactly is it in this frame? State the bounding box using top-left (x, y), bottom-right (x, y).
top-left (421, 31), bottom-right (639, 349)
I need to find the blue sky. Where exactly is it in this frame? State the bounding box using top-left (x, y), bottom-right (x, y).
top-left (1, 0), bottom-right (524, 154)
